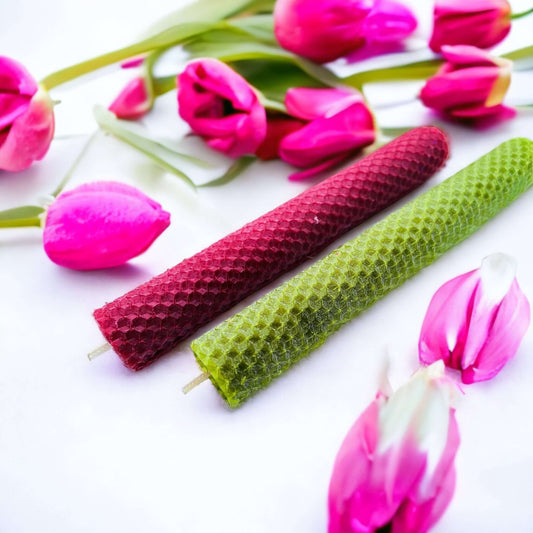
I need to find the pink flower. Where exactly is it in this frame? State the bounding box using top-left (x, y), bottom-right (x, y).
top-left (109, 76), bottom-right (153, 120)
top-left (328, 362), bottom-right (459, 533)
top-left (419, 254), bottom-right (530, 384)
top-left (279, 87), bottom-right (376, 180)
top-left (274, 0), bottom-right (373, 63)
top-left (0, 56), bottom-right (55, 172)
top-left (419, 45), bottom-right (513, 123)
top-left (255, 115), bottom-right (305, 161)
top-left (429, 0), bottom-right (511, 52)
top-left (43, 181), bottom-right (170, 270)
top-left (177, 59), bottom-right (267, 158)
top-left (363, 0), bottom-right (418, 43)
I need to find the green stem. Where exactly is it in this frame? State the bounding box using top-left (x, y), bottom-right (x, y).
top-left (502, 44), bottom-right (533, 62)
top-left (153, 75), bottom-right (178, 97)
top-left (510, 7), bottom-right (533, 19)
top-left (51, 131), bottom-right (100, 197)
top-left (343, 59), bottom-right (442, 89)
top-left (0, 206), bottom-right (45, 228)
top-left (40, 22), bottom-right (214, 90)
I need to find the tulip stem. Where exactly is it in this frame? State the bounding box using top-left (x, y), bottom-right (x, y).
top-left (342, 59), bottom-right (442, 89)
top-left (182, 371), bottom-right (211, 394)
top-left (510, 7), bottom-right (533, 19)
top-left (40, 22), bottom-right (216, 91)
top-left (0, 206), bottom-right (45, 229)
top-left (51, 131), bottom-right (100, 198)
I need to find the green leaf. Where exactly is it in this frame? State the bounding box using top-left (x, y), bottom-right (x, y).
top-left (232, 60), bottom-right (324, 103)
top-left (94, 106), bottom-right (197, 189)
top-left (199, 156), bottom-right (256, 187)
top-left (227, 14), bottom-right (276, 44)
top-left (343, 59), bottom-right (442, 89)
top-left (502, 45), bottom-right (533, 70)
top-left (143, 0), bottom-right (274, 38)
top-left (184, 38), bottom-right (341, 88)
top-left (0, 205), bottom-right (45, 228)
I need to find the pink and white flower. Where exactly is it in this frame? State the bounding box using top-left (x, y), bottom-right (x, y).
top-left (43, 181), bottom-right (170, 270)
top-left (419, 253), bottom-right (530, 384)
top-left (177, 59), bottom-right (267, 158)
top-left (0, 56), bottom-right (55, 172)
top-left (419, 45), bottom-right (513, 123)
top-left (328, 361), bottom-right (459, 533)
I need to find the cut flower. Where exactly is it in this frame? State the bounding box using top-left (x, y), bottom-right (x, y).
top-left (419, 253), bottom-right (530, 384)
top-left (328, 361), bottom-right (459, 533)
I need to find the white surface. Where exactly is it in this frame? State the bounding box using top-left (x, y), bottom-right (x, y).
top-left (1, 2), bottom-right (533, 532)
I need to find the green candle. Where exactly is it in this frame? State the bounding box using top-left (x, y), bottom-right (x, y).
top-left (191, 138), bottom-right (533, 407)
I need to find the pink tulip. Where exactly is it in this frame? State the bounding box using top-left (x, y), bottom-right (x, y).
top-left (279, 87), bottom-right (376, 180)
top-left (328, 362), bottom-right (459, 533)
top-left (419, 254), bottom-right (530, 384)
top-left (429, 0), bottom-right (511, 52)
top-left (0, 56), bottom-right (54, 172)
top-left (43, 181), bottom-right (170, 270)
top-left (177, 59), bottom-right (267, 158)
top-left (109, 76), bottom-right (153, 120)
top-left (419, 45), bottom-right (513, 123)
top-left (274, 0), bottom-right (373, 63)
top-left (363, 0), bottom-right (418, 43)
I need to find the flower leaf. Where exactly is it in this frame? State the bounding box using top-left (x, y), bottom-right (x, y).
top-left (94, 106), bottom-right (197, 189)
top-left (0, 205), bottom-right (45, 228)
top-left (199, 156), bottom-right (256, 187)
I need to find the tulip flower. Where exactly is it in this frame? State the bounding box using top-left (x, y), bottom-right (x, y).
top-left (279, 87), bottom-right (376, 180)
top-left (419, 254), bottom-right (530, 384)
top-left (0, 56), bottom-right (55, 172)
top-left (274, 0), bottom-right (372, 63)
top-left (109, 76), bottom-right (153, 120)
top-left (363, 0), bottom-right (418, 43)
top-left (177, 59), bottom-right (267, 158)
top-left (255, 115), bottom-right (305, 161)
top-left (43, 181), bottom-right (170, 270)
top-left (419, 45), bottom-right (513, 123)
top-left (429, 0), bottom-right (511, 52)
top-left (328, 361), bottom-right (459, 533)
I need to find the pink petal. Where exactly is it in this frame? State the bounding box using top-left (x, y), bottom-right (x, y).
top-left (0, 92), bottom-right (32, 130)
top-left (43, 181), bottom-right (170, 270)
top-left (287, 153), bottom-right (347, 181)
top-left (462, 280), bottom-right (530, 383)
top-left (363, 0), bottom-right (418, 43)
top-left (280, 101), bottom-right (375, 168)
top-left (0, 56), bottom-right (38, 96)
top-left (418, 269), bottom-right (481, 369)
top-left (439, 45), bottom-right (498, 67)
top-left (109, 77), bottom-right (152, 120)
top-left (285, 87), bottom-right (363, 121)
top-left (255, 115), bottom-right (305, 160)
top-left (0, 89), bottom-right (55, 172)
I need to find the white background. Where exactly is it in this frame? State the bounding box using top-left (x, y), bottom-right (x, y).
top-left (1, 1), bottom-right (533, 532)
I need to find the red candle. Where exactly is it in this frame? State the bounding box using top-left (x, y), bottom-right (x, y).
top-left (94, 127), bottom-right (449, 370)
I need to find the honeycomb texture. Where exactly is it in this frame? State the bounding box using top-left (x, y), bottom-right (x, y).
top-left (94, 127), bottom-right (449, 370)
top-left (191, 138), bottom-right (533, 407)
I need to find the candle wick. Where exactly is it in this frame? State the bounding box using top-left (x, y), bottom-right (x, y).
top-left (88, 342), bottom-right (112, 361)
top-left (182, 371), bottom-right (210, 394)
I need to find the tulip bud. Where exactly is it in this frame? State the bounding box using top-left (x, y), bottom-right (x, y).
top-left (43, 181), bottom-right (170, 270)
top-left (363, 0), bottom-right (418, 43)
top-left (177, 59), bottom-right (267, 158)
top-left (0, 56), bottom-right (55, 172)
top-left (419, 254), bottom-right (530, 384)
top-left (429, 0), bottom-right (511, 52)
top-left (328, 361), bottom-right (459, 533)
top-left (255, 115), bottom-right (305, 161)
top-left (279, 87), bottom-right (376, 180)
top-left (109, 76), bottom-right (153, 120)
top-left (274, 0), bottom-right (373, 63)
top-left (419, 45), bottom-right (513, 123)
